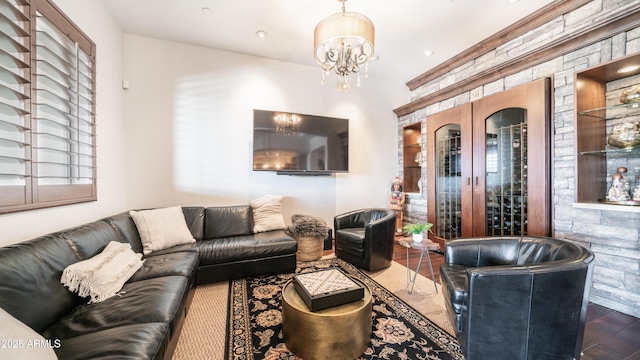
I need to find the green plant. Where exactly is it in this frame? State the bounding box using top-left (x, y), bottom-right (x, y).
top-left (402, 223), bottom-right (433, 235)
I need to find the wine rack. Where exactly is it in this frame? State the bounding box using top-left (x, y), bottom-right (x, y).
top-left (435, 129), bottom-right (462, 240)
top-left (485, 123), bottom-right (528, 235)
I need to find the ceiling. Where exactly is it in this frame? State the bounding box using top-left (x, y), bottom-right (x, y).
top-left (101, 0), bottom-right (557, 86)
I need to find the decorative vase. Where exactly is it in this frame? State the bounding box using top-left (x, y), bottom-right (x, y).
top-left (412, 233), bottom-right (423, 242)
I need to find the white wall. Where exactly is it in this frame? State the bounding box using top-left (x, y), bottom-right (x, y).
top-left (122, 35), bottom-right (402, 228)
top-left (0, 1), bottom-right (128, 246)
top-left (0, 1), bottom-right (403, 246)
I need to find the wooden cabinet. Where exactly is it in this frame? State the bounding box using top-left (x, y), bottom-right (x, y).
top-left (427, 78), bottom-right (551, 248)
top-left (575, 53), bottom-right (640, 204)
top-left (402, 123), bottom-right (423, 193)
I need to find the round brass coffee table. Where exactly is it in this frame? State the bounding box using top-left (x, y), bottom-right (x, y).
top-left (282, 277), bottom-right (372, 360)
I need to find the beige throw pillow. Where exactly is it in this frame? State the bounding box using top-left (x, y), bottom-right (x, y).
top-left (0, 307), bottom-right (59, 359)
top-left (251, 195), bottom-right (286, 233)
top-left (129, 206), bottom-right (195, 254)
top-left (61, 241), bottom-right (144, 304)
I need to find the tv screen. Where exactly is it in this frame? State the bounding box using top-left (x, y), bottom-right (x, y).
top-left (253, 109), bottom-right (349, 174)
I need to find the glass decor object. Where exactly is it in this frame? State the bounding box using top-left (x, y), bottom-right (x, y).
top-left (617, 167), bottom-right (631, 195)
top-left (607, 173), bottom-right (630, 201)
top-left (608, 119), bottom-right (640, 149)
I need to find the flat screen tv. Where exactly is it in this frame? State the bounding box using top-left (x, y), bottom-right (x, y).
top-left (253, 109), bottom-right (349, 174)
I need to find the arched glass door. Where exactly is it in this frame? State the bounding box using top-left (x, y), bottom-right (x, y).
top-left (427, 103), bottom-right (473, 248)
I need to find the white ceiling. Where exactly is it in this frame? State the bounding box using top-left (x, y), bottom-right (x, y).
top-left (101, 0), bottom-right (556, 86)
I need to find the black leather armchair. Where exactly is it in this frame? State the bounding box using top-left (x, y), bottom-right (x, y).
top-left (334, 208), bottom-right (396, 271)
top-left (440, 236), bottom-right (595, 360)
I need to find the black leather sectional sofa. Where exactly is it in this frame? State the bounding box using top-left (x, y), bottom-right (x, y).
top-left (0, 205), bottom-right (297, 360)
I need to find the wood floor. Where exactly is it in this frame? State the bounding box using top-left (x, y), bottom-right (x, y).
top-left (325, 242), bottom-right (640, 359)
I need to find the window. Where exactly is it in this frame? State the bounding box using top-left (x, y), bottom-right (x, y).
top-left (0, 0), bottom-right (96, 214)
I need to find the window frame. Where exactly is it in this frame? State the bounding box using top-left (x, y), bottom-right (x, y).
top-left (0, 0), bottom-right (97, 214)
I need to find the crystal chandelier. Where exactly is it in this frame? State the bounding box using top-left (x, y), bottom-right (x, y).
top-left (314, 0), bottom-right (375, 93)
top-left (273, 113), bottom-right (301, 136)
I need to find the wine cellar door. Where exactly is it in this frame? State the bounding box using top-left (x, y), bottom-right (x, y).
top-left (427, 78), bottom-right (551, 248)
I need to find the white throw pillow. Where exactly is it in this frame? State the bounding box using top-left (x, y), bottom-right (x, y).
top-left (129, 206), bottom-right (195, 254)
top-left (0, 307), bottom-right (58, 359)
top-left (251, 195), bottom-right (286, 233)
top-left (61, 241), bottom-right (144, 304)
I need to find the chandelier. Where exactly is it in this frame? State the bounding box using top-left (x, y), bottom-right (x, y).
top-left (314, 0), bottom-right (375, 93)
top-left (274, 113), bottom-right (302, 136)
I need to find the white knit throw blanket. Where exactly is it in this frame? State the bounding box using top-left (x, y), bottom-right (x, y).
top-left (61, 241), bottom-right (144, 303)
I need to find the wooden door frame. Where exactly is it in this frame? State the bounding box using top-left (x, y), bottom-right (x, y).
top-left (471, 78), bottom-right (552, 236)
top-left (426, 103), bottom-right (473, 249)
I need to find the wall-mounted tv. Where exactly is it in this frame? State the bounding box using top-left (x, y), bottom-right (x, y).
top-left (253, 109), bottom-right (349, 175)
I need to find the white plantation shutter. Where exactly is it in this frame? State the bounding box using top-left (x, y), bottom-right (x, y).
top-left (0, 0), bottom-right (96, 213)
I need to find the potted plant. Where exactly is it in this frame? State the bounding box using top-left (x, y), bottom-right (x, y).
top-left (402, 223), bottom-right (433, 243)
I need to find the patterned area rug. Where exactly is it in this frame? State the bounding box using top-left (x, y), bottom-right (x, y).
top-left (225, 257), bottom-right (462, 360)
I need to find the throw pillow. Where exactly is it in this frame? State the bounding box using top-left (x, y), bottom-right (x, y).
top-left (129, 206), bottom-right (196, 254)
top-left (0, 307), bottom-right (58, 359)
top-left (250, 195), bottom-right (286, 233)
top-left (61, 241), bottom-right (144, 304)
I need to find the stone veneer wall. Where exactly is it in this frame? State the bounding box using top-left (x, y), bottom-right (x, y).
top-left (398, 1), bottom-right (640, 318)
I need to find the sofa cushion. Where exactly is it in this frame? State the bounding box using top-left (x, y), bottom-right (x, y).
top-left (204, 205), bottom-right (253, 239)
top-left (53, 323), bottom-right (169, 360)
top-left (0, 307), bottom-right (58, 360)
top-left (101, 212), bottom-right (145, 253)
top-left (193, 235), bottom-right (258, 265)
top-left (129, 251), bottom-right (199, 284)
top-left (194, 230), bottom-right (296, 265)
top-left (130, 206), bottom-right (196, 254)
top-left (61, 241), bottom-right (144, 304)
top-left (182, 207), bottom-right (205, 241)
top-left (250, 195), bottom-right (286, 233)
top-left (253, 230), bottom-right (299, 256)
top-left (44, 276), bottom-right (188, 340)
top-left (0, 234), bottom-right (82, 333)
top-left (61, 220), bottom-right (124, 261)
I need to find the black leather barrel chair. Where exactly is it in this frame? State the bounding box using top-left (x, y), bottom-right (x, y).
top-left (440, 236), bottom-right (595, 360)
top-left (334, 208), bottom-right (396, 271)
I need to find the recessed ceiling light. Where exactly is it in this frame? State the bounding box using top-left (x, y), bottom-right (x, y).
top-left (618, 65), bottom-right (640, 74)
top-left (201, 7), bottom-right (211, 14)
top-left (424, 50), bottom-right (435, 57)
top-left (255, 30), bottom-right (268, 39)
top-left (505, 0), bottom-right (520, 4)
